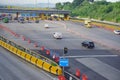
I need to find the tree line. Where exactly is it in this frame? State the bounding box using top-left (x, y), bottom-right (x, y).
top-left (56, 0), bottom-right (120, 22)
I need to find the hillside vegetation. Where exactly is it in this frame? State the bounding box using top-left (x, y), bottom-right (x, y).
top-left (56, 0), bottom-right (120, 23)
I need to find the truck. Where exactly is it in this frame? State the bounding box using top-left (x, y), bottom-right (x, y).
top-left (2, 17), bottom-right (9, 23)
top-left (84, 19), bottom-right (92, 28)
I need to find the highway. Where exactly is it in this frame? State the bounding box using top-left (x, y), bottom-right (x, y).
top-left (0, 46), bottom-right (56, 80)
top-left (0, 20), bottom-right (120, 80)
top-left (64, 21), bottom-right (120, 51)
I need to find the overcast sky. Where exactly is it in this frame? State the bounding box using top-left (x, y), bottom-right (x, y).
top-left (0, 0), bottom-right (119, 4)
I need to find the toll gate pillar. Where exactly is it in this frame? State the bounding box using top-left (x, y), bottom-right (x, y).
top-left (16, 12), bottom-right (19, 19)
top-left (64, 14), bottom-right (69, 20)
top-left (39, 13), bottom-right (45, 20)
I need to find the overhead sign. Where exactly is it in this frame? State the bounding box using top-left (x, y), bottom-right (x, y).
top-left (59, 58), bottom-right (69, 67)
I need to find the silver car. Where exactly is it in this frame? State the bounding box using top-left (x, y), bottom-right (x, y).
top-left (114, 30), bottom-right (120, 35)
top-left (53, 32), bottom-right (62, 39)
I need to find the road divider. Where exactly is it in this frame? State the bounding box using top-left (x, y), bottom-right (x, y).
top-left (0, 35), bottom-right (62, 75)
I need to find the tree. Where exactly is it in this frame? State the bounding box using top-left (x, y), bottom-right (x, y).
top-left (56, 3), bottom-right (63, 10)
top-left (55, 0), bottom-right (120, 22)
top-left (72, 0), bottom-right (84, 8)
top-left (62, 2), bottom-right (73, 10)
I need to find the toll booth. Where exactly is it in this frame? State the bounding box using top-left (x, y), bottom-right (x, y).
top-left (39, 13), bottom-right (45, 20)
top-left (64, 14), bottom-right (69, 20)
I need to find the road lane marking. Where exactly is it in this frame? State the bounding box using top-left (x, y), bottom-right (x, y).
top-left (60, 55), bottom-right (118, 58)
top-left (76, 58), bottom-right (120, 80)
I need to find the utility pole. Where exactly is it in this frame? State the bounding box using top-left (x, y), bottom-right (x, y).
top-left (36, 0), bottom-right (37, 8)
top-left (48, 0), bottom-right (49, 9)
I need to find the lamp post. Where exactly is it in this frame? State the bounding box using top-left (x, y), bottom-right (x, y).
top-left (48, 0), bottom-right (49, 9)
top-left (36, 0), bottom-right (37, 8)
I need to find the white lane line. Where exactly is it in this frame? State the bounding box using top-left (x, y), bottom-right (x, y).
top-left (76, 58), bottom-right (120, 80)
top-left (60, 55), bottom-right (118, 58)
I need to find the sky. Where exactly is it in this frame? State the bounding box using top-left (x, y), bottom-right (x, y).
top-left (0, 0), bottom-right (120, 5)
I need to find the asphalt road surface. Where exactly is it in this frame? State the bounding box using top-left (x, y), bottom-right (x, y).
top-left (0, 20), bottom-right (120, 80)
top-left (0, 46), bottom-right (56, 80)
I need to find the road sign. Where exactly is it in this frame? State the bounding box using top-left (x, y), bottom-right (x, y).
top-left (59, 58), bottom-right (69, 67)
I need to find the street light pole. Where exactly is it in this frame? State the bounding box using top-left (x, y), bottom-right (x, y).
top-left (36, 0), bottom-right (37, 8)
top-left (48, 0), bottom-right (49, 9)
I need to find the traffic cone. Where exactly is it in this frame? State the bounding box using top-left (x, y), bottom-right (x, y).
top-left (46, 50), bottom-right (50, 55)
top-left (58, 75), bottom-right (66, 80)
top-left (40, 46), bottom-right (45, 51)
top-left (28, 39), bottom-right (31, 43)
top-left (34, 42), bottom-right (38, 47)
top-left (16, 34), bottom-right (20, 37)
top-left (82, 74), bottom-right (88, 80)
top-left (75, 69), bottom-right (81, 78)
top-left (54, 57), bottom-right (59, 63)
top-left (22, 36), bottom-right (25, 41)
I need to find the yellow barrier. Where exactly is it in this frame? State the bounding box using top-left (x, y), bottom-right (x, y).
top-left (0, 40), bottom-right (1, 45)
top-left (20, 52), bottom-right (26, 59)
top-left (3, 41), bottom-right (5, 47)
top-left (25, 54), bottom-right (32, 62)
top-left (9, 45), bottom-right (14, 52)
top-left (51, 66), bottom-right (62, 75)
top-left (0, 37), bottom-right (62, 75)
top-left (2, 41), bottom-right (4, 47)
top-left (36, 59), bottom-right (44, 68)
top-left (51, 66), bottom-right (58, 74)
top-left (21, 52), bottom-right (27, 59)
top-left (31, 56), bottom-right (38, 65)
top-left (16, 49), bottom-right (22, 56)
top-left (57, 67), bottom-right (62, 75)
top-left (43, 62), bottom-right (51, 72)
top-left (2, 41), bottom-right (5, 48)
top-left (0, 41), bottom-right (3, 46)
top-left (12, 47), bottom-right (18, 54)
top-left (7, 44), bottom-right (10, 50)
top-left (4, 43), bottom-right (7, 49)
top-left (1, 41), bottom-right (4, 47)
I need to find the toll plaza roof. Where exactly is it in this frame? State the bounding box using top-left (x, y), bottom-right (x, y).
top-left (0, 8), bottom-right (70, 14)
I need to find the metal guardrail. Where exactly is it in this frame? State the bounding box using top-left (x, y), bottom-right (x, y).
top-left (71, 17), bottom-right (120, 27)
top-left (64, 71), bottom-right (80, 80)
top-left (91, 19), bottom-right (120, 27)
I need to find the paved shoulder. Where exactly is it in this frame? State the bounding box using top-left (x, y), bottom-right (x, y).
top-left (76, 58), bottom-right (120, 80)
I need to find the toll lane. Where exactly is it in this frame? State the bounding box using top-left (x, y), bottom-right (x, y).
top-left (64, 21), bottom-right (120, 51)
top-left (1, 21), bottom-right (120, 80)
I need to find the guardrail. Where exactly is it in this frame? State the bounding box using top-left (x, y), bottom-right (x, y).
top-left (70, 17), bottom-right (120, 30)
top-left (64, 71), bottom-right (80, 80)
top-left (0, 34), bottom-right (82, 80)
top-left (0, 35), bottom-right (62, 75)
top-left (70, 17), bottom-right (120, 26)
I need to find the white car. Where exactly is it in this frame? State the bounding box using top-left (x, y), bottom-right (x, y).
top-left (44, 24), bottom-right (49, 28)
top-left (114, 30), bottom-right (120, 35)
top-left (53, 32), bottom-right (62, 39)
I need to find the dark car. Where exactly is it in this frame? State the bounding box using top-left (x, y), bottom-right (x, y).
top-left (81, 41), bottom-right (95, 49)
top-left (18, 17), bottom-right (25, 23)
